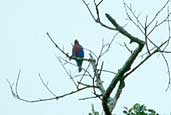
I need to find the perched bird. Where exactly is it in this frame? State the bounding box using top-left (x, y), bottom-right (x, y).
top-left (72, 40), bottom-right (84, 72)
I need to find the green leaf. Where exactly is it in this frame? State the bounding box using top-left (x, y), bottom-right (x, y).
top-left (147, 109), bottom-right (155, 113)
top-left (123, 103), bottom-right (159, 115)
top-left (133, 103), bottom-right (141, 113)
top-left (123, 110), bottom-right (128, 114)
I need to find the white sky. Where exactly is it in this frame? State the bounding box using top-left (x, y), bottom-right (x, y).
top-left (1, 0), bottom-right (171, 115)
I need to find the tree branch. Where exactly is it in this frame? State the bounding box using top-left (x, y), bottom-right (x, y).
top-left (105, 13), bottom-right (144, 45)
top-left (82, 0), bottom-right (116, 30)
top-left (100, 13), bottom-right (145, 115)
top-left (46, 32), bottom-right (95, 62)
top-left (7, 70), bottom-right (96, 103)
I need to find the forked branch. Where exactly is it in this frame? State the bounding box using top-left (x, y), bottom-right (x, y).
top-left (7, 70), bottom-right (98, 103)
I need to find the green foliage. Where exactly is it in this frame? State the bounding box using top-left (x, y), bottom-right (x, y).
top-left (123, 103), bottom-right (159, 115)
top-left (88, 104), bottom-right (100, 115)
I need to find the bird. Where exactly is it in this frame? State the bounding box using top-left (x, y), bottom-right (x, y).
top-left (72, 40), bottom-right (84, 72)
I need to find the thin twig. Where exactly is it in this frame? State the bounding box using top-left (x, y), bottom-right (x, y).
top-left (15, 69), bottom-right (21, 97)
top-left (101, 31), bottom-right (119, 56)
top-left (6, 79), bottom-right (16, 97)
top-left (147, 0), bottom-right (170, 28)
top-left (144, 16), bottom-right (151, 55)
top-left (82, 0), bottom-right (116, 30)
top-left (101, 69), bottom-right (117, 75)
top-left (39, 74), bottom-right (57, 97)
top-left (123, 1), bottom-right (145, 34)
top-left (77, 62), bottom-right (91, 88)
top-left (161, 53), bottom-right (171, 91)
top-left (57, 57), bottom-right (78, 88)
top-left (124, 42), bottom-right (132, 54)
top-left (79, 96), bottom-right (100, 100)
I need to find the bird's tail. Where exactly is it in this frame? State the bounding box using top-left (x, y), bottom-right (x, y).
top-left (77, 60), bottom-right (83, 72)
top-left (78, 66), bottom-right (82, 72)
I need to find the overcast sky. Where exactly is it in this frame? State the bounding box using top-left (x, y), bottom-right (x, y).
top-left (1, 0), bottom-right (171, 115)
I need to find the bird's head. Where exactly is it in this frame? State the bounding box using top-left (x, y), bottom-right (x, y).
top-left (74, 40), bottom-right (79, 45)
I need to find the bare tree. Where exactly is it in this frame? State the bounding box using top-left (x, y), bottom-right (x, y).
top-left (8, 0), bottom-right (171, 115)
